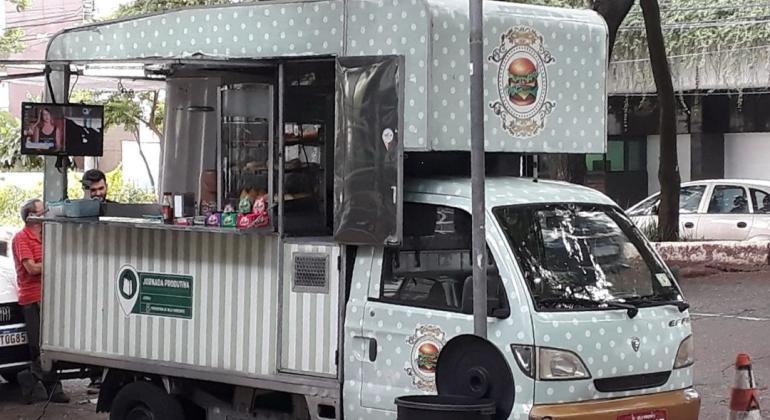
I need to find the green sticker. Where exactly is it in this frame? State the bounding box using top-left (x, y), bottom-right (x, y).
top-left (117, 265), bottom-right (193, 319)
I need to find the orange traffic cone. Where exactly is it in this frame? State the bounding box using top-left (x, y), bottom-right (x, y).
top-left (728, 353), bottom-right (762, 420)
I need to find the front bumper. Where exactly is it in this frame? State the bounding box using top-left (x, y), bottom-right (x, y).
top-left (529, 388), bottom-right (700, 420)
top-left (0, 323), bottom-right (31, 369)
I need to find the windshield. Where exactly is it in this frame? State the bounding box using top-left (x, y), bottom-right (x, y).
top-left (494, 204), bottom-right (682, 311)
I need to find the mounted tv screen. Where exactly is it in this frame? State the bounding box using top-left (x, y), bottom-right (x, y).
top-left (20, 102), bottom-right (104, 157)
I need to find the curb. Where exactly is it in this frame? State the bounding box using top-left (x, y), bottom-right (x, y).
top-left (652, 241), bottom-right (770, 277)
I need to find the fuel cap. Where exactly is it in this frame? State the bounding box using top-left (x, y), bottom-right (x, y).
top-left (435, 334), bottom-right (515, 420)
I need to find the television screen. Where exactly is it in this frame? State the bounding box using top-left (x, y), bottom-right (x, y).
top-left (21, 102), bottom-right (104, 156)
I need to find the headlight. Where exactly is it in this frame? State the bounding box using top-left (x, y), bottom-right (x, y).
top-left (538, 348), bottom-right (591, 380)
top-left (674, 335), bottom-right (694, 369)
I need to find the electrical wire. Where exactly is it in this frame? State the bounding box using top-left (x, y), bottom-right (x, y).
top-left (34, 384), bottom-right (56, 420)
top-left (627, 2), bottom-right (770, 14)
top-left (619, 17), bottom-right (770, 31)
top-left (612, 43), bottom-right (770, 63)
top-left (69, 72), bottom-right (79, 97)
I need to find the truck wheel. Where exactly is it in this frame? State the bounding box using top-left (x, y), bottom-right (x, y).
top-left (109, 381), bottom-right (184, 420)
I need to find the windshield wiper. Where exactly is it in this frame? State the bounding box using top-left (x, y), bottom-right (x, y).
top-left (537, 297), bottom-right (639, 319)
top-left (624, 295), bottom-right (690, 313)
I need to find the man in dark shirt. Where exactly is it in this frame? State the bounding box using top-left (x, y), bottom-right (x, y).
top-left (81, 169), bottom-right (114, 202)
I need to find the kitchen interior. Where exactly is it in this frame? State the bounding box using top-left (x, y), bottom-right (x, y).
top-left (130, 58), bottom-right (337, 236)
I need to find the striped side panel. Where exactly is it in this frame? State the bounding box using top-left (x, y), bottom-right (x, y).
top-left (279, 242), bottom-right (340, 377)
top-left (41, 223), bottom-right (279, 377)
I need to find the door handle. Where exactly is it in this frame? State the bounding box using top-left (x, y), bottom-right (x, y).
top-left (353, 336), bottom-right (378, 362)
top-left (684, 222), bottom-right (694, 229)
top-left (738, 222), bottom-right (748, 228)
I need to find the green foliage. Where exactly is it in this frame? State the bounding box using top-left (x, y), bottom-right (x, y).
top-left (72, 89), bottom-right (163, 136)
top-left (0, 182), bottom-right (41, 227)
top-left (0, 28), bottom-right (25, 55)
top-left (113, 0), bottom-right (235, 18)
top-left (0, 111), bottom-right (43, 170)
top-left (0, 166), bottom-right (156, 227)
top-left (515, 0), bottom-right (767, 63)
top-left (8, 0), bottom-right (30, 12)
top-left (69, 166), bottom-right (156, 203)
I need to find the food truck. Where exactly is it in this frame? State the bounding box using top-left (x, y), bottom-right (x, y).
top-left (25, 0), bottom-right (700, 419)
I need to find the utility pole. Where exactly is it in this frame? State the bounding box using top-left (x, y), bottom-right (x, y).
top-left (469, 0), bottom-right (487, 338)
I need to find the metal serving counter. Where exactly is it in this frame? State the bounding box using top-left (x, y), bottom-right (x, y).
top-left (35, 216), bottom-right (276, 236)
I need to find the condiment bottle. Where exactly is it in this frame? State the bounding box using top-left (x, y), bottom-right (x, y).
top-left (162, 192), bottom-right (174, 224)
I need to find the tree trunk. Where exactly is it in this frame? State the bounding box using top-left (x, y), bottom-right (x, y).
top-left (549, 0), bottom-right (634, 185)
top-left (133, 129), bottom-right (156, 193)
top-left (592, 0), bottom-right (635, 59)
top-left (640, 0), bottom-right (680, 241)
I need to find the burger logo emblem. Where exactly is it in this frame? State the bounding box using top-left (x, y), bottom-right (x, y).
top-left (489, 26), bottom-right (556, 138)
top-left (405, 325), bottom-right (446, 392)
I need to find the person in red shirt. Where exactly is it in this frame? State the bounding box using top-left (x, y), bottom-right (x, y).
top-left (12, 199), bottom-right (68, 403)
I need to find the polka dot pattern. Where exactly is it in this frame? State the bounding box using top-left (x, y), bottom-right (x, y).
top-left (49, 0), bottom-right (606, 155)
top-left (533, 308), bottom-right (694, 403)
top-left (427, 0), bottom-right (607, 153)
top-left (48, 2), bottom-right (344, 61)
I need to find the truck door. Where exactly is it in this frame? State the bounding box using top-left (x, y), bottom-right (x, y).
top-left (334, 55), bottom-right (404, 246)
top-left (358, 204), bottom-right (510, 412)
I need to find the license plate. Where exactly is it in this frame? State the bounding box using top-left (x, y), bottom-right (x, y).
top-left (0, 331), bottom-right (27, 347)
top-left (618, 410), bottom-right (667, 420)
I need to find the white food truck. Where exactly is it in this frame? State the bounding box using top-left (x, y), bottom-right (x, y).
top-left (26, 0), bottom-right (700, 419)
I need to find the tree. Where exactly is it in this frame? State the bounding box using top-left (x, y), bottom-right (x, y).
top-left (72, 89), bottom-right (162, 193)
top-left (0, 0), bottom-right (30, 56)
top-left (520, 0), bottom-right (634, 185)
top-left (112, 0), bottom-right (235, 18)
top-left (0, 111), bottom-right (43, 170)
top-left (640, 0), bottom-right (679, 241)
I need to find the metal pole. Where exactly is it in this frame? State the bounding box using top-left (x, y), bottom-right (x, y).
top-left (470, 0), bottom-right (487, 338)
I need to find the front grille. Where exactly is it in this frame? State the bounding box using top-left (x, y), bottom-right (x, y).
top-left (594, 371), bottom-right (671, 392)
top-left (0, 303), bottom-right (24, 326)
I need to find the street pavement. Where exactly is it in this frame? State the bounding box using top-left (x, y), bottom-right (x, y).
top-left (0, 378), bottom-right (106, 419)
top-left (0, 271), bottom-right (767, 419)
top-left (681, 271), bottom-right (770, 419)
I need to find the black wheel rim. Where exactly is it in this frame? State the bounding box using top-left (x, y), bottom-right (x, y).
top-left (126, 404), bottom-right (154, 420)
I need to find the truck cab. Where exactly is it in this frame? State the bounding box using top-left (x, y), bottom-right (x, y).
top-left (344, 177), bottom-right (699, 419)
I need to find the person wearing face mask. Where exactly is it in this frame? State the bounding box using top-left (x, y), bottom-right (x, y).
top-left (12, 199), bottom-right (69, 403)
top-left (81, 169), bottom-right (116, 203)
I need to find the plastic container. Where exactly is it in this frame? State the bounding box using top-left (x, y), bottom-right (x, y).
top-left (46, 201), bottom-right (65, 217)
top-left (395, 395), bottom-right (496, 420)
top-left (62, 199), bottom-right (101, 218)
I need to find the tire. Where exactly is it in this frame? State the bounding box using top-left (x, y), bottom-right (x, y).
top-left (109, 381), bottom-right (185, 420)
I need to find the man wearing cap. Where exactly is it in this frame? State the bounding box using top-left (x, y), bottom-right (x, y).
top-left (12, 199), bottom-right (69, 403)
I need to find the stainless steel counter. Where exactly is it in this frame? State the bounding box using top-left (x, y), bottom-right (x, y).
top-left (34, 216), bottom-right (276, 236)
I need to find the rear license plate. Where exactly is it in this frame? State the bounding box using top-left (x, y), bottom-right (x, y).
top-left (618, 410), bottom-right (667, 420)
top-left (0, 331), bottom-right (27, 347)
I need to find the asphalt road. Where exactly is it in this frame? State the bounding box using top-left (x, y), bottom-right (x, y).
top-left (0, 271), bottom-right (767, 419)
top-left (0, 378), bottom-right (106, 420)
top-left (681, 271), bottom-right (770, 420)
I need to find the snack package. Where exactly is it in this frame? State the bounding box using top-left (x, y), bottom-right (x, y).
top-left (205, 213), bottom-right (222, 227)
top-left (253, 196), bottom-right (268, 214)
top-left (222, 212), bottom-right (238, 228)
top-left (174, 217), bottom-right (193, 226)
top-left (238, 194), bottom-right (253, 214)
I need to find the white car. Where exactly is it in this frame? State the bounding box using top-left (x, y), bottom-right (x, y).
top-left (0, 228), bottom-right (31, 383)
top-left (627, 179), bottom-right (770, 241)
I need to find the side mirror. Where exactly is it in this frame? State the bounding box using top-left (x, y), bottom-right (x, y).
top-left (461, 274), bottom-right (511, 319)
